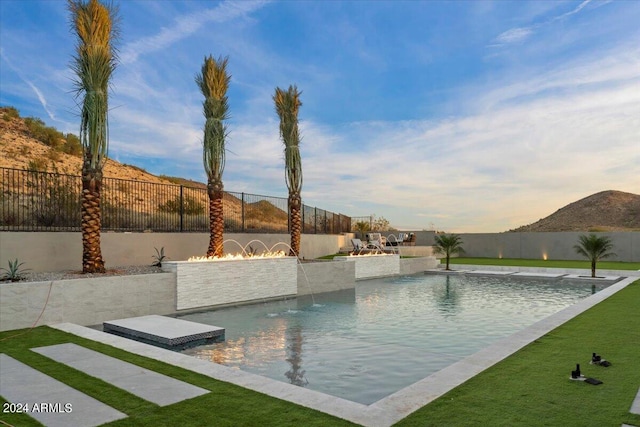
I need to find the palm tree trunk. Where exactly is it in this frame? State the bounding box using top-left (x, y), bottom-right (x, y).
top-left (289, 193), bottom-right (302, 257)
top-left (206, 182), bottom-right (224, 258)
top-left (445, 254), bottom-right (450, 271)
top-left (81, 163), bottom-right (105, 273)
top-left (591, 260), bottom-right (596, 278)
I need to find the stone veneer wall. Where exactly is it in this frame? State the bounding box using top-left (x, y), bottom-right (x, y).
top-left (0, 273), bottom-right (175, 332)
top-left (399, 257), bottom-right (439, 275)
top-left (163, 257), bottom-right (298, 310)
top-left (336, 254), bottom-right (400, 279)
top-left (297, 261), bottom-right (355, 295)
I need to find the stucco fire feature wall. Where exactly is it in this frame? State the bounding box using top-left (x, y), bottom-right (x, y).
top-left (163, 257), bottom-right (298, 310)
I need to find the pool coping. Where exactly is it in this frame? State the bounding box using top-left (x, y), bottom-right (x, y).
top-left (51, 270), bottom-right (637, 427)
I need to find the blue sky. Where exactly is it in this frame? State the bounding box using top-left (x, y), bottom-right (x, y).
top-left (1, 0), bottom-right (638, 232)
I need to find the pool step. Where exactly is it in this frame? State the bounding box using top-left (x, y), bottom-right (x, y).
top-left (103, 315), bottom-right (224, 349)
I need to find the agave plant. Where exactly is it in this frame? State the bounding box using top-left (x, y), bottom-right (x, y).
top-left (1, 259), bottom-right (31, 282)
top-left (69, 0), bottom-right (119, 273)
top-left (574, 234), bottom-right (616, 278)
top-left (433, 233), bottom-right (465, 271)
top-left (151, 247), bottom-right (166, 268)
top-left (196, 55), bottom-right (230, 258)
top-left (273, 85), bottom-right (303, 257)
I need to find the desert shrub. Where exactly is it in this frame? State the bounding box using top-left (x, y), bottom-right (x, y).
top-left (123, 163), bottom-right (148, 174)
top-left (2, 106), bottom-right (20, 120)
top-left (158, 175), bottom-right (184, 185)
top-left (63, 133), bottom-right (82, 156)
top-left (224, 217), bottom-right (241, 231)
top-left (25, 170), bottom-right (80, 227)
top-left (47, 148), bottom-right (62, 162)
top-left (157, 195), bottom-right (204, 215)
top-left (23, 117), bottom-right (64, 149)
top-left (26, 158), bottom-right (48, 172)
top-left (0, 201), bottom-right (21, 226)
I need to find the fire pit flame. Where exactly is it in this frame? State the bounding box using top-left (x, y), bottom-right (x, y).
top-left (188, 250), bottom-right (288, 262)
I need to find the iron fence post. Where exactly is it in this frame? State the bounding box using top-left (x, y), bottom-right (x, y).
top-left (179, 185), bottom-right (184, 232)
top-left (241, 192), bottom-right (245, 232)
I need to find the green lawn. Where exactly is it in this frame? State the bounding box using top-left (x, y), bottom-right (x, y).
top-left (0, 328), bottom-right (356, 427)
top-left (396, 279), bottom-right (640, 427)
top-left (2, 280), bottom-right (639, 426)
top-left (449, 257), bottom-right (640, 270)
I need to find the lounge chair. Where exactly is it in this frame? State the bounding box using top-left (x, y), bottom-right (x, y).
top-left (351, 238), bottom-right (366, 251)
top-left (350, 237), bottom-right (395, 254)
top-left (386, 234), bottom-right (403, 246)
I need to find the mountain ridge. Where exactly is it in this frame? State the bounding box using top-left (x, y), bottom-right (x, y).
top-left (510, 190), bottom-right (640, 232)
top-left (2, 106), bottom-right (637, 232)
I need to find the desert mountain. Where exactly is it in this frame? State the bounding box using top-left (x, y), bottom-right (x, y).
top-left (512, 190), bottom-right (640, 232)
top-left (0, 106), bottom-right (288, 231)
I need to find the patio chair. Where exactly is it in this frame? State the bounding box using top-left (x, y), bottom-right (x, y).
top-left (351, 238), bottom-right (366, 251)
top-left (366, 232), bottom-right (386, 248)
top-left (386, 234), bottom-right (403, 246)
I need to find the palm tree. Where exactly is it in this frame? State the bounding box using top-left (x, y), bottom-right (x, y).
top-left (273, 85), bottom-right (303, 257)
top-left (196, 55), bottom-right (230, 258)
top-left (69, 0), bottom-right (119, 273)
top-left (354, 220), bottom-right (370, 240)
top-left (574, 234), bottom-right (616, 278)
top-left (433, 233), bottom-right (464, 271)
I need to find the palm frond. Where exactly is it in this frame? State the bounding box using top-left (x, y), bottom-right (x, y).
top-left (196, 55), bottom-right (230, 181)
top-left (574, 234), bottom-right (616, 262)
top-left (69, 0), bottom-right (119, 172)
top-left (273, 85), bottom-right (303, 192)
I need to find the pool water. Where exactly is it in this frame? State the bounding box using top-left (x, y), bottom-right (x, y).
top-left (180, 273), bottom-right (607, 404)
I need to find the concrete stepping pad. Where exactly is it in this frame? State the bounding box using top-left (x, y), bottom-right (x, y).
top-left (466, 270), bottom-right (515, 276)
top-left (103, 314), bottom-right (224, 349)
top-left (32, 343), bottom-right (208, 406)
top-left (563, 274), bottom-right (621, 281)
top-left (512, 272), bottom-right (566, 278)
top-left (0, 353), bottom-right (127, 427)
top-left (630, 386), bottom-right (640, 415)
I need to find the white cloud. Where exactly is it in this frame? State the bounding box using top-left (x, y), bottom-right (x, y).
top-left (120, 0), bottom-right (267, 64)
top-left (492, 0), bottom-right (604, 47)
top-left (0, 49), bottom-right (56, 120)
top-left (495, 27), bottom-right (533, 44)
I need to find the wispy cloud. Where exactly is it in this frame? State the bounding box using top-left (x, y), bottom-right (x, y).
top-left (120, 1), bottom-right (267, 64)
top-left (0, 48), bottom-right (56, 120)
top-left (492, 0), bottom-right (599, 47)
top-left (495, 27), bottom-right (534, 44)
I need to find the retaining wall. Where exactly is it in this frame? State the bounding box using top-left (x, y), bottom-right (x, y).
top-left (0, 273), bottom-right (175, 332)
top-left (0, 232), bottom-right (348, 272)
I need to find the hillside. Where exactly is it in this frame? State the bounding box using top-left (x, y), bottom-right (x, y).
top-left (0, 106), bottom-right (180, 184)
top-left (512, 190), bottom-right (640, 232)
top-left (0, 106), bottom-right (288, 231)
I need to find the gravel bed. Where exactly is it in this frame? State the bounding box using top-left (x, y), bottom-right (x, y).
top-left (3, 265), bottom-right (163, 283)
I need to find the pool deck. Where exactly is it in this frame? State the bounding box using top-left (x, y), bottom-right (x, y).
top-left (39, 269), bottom-right (637, 427)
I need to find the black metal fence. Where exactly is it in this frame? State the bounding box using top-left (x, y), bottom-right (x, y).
top-left (0, 167), bottom-right (351, 234)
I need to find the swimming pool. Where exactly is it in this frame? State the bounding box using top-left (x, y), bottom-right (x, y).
top-left (180, 273), bottom-right (608, 404)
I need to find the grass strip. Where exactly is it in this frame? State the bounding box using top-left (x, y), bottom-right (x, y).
top-left (449, 257), bottom-right (640, 270)
top-left (0, 327), bottom-right (356, 427)
top-left (395, 279), bottom-right (640, 427)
